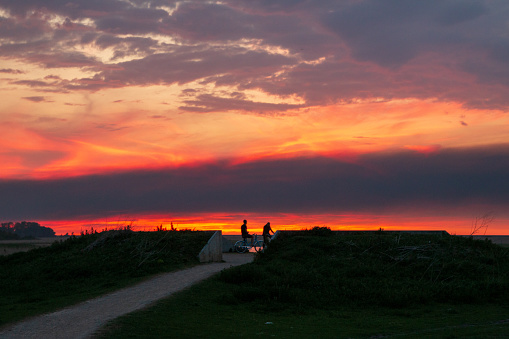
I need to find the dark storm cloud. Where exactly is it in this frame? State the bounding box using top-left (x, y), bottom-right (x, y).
top-left (162, 2), bottom-right (255, 41)
top-left (2, 0), bottom-right (509, 110)
top-left (0, 0), bottom-right (130, 19)
top-left (324, 0), bottom-right (488, 68)
top-left (0, 15), bottom-right (49, 40)
top-left (435, 0), bottom-right (487, 26)
top-left (161, 0), bottom-right (328, 54)
top-left (94, 7), bottom-right (168, 34)
top-left (319, 0), bottom-right (509, 106)
top-left (1, 145), bottom-right (508, 220)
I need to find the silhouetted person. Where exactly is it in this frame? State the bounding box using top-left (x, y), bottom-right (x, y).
top-left (262, 222), bottom-right (274, 248)
top-left (241, 220), bottom-right (253, 246)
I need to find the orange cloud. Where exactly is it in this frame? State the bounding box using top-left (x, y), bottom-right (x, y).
top-left (1, 98), bottom-right (508, 180)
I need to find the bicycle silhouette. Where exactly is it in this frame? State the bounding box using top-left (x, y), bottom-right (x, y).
top-left (234, 234), bottom-right (264, 253)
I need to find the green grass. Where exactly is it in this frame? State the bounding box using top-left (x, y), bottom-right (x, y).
top-left (98, 229), bottom-right (509, 338)
top-left (0, 229), bottom-right (212, 326)
top-left (98, 282), bottom-right (509, 338)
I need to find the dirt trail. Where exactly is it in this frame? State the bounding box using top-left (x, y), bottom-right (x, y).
top-left (0, 253), bottom-right (253, 339)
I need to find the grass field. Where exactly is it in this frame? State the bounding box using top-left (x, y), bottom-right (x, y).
top-left (98, 229), bottom-right (509, 338)
top-left (0, 237), bottom-right (62, 256)
top-left (0, 229), bottom-right (211, 326)
top-left (97, 281), bottom-right (509, 338)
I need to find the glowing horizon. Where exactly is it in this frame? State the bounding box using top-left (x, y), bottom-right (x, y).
top-left (40, 212), bottom-right (509, 236)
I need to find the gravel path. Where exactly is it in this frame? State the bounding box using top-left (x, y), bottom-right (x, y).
top-left (0, 253), bottom-right (254, 339)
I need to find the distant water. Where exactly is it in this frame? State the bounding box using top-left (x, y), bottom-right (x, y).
top-left (466, 235), bottom-right (509, 245)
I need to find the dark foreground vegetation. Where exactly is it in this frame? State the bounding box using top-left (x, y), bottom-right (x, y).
top-left (229, 229), bottom-right (509, 308)
top-left (0, 229), bottom-right (211, 326)
top-left (100, 229), bottom-right (509, 338)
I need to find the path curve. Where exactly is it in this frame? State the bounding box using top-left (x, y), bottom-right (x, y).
top-left (0, 253), bottom-right (254, 339)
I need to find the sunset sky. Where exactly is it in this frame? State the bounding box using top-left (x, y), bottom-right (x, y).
top-left (1, 0), bottom-right (508, 235)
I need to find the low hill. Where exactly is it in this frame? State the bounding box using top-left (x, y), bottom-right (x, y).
top-left (222, 228), bottom-right (509, 308)
top-left (0, 229), bottom-right (212, 326)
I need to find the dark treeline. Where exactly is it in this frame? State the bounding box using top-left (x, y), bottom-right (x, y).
top-left (0, 221), bottom-right (55, 239)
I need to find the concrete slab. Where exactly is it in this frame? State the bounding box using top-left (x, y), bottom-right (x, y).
top-left (198, 230), bottom-right (222, 262)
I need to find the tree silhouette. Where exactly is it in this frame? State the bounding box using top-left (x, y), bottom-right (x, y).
top-left (0, 221), bottom-right (55, 238)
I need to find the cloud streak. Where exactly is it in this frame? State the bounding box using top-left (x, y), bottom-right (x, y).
top-left (1, 145), bottom-right (508, 221)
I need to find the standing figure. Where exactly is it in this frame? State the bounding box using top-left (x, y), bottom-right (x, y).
top-left (262, 222), bottom-right (274, 248)
top-left (241, 220), bottom-right (253, 246)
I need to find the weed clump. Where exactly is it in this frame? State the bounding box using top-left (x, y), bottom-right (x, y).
top-left (306, 226), bottom-right (334, 237)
